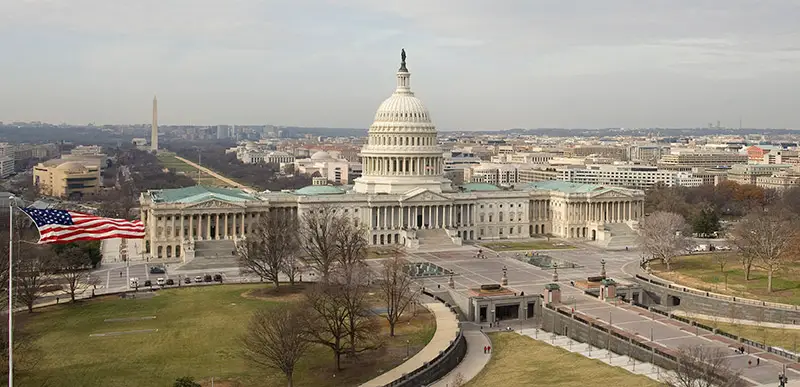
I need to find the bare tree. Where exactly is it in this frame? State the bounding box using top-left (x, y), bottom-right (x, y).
top-left (238, 212), bottom-right (299, 290)
top-left (714, 254), bottom-right (729, 291)
top-left (333, 216), bottom-right (369, 272)
top-left (732, 211), bottom-right (797, 292)
top-left (16, 244), bottom-right (56, 312)
top-left (281, 253), bottom-right (302, 286)
top-left (380, 250), bottom-right (418, 336)
top-left (299, 205), bottom-right (340, 278)
top-left (53, 245), bottom-right (96, 302)
top-left (638, 211), bottom-right (690, 270)
top-left (302, 282), bottom-right (350, 370)
top-left (241, 305), bottom-right (312, 387)
top-left (335, 265), bottom-right (381, 357)
top-left (668, 345), bottom-right (743, 387)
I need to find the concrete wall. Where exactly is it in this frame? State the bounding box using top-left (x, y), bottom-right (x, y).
top-left (633, 274), bottom-right (800, 324)
top-left (446, 288), bottom-right (473, 320)
top-left (389, 331), bottom-right (467, 387)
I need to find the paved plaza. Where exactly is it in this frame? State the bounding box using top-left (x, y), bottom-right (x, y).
top-left (391, 243), bottom-right (800, 386)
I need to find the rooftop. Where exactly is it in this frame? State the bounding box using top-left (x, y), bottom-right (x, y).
top-left (150, 185), bottom-right (257, 204)
top-left (293, 185), bottom-right (345, 196)
top-left (522, 180), bottom-right (609, 193)
top-left (460, 183), bottom-right (501, 192)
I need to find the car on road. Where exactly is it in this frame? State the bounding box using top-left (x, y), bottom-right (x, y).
top-left (129, 277), bottom-right (139, 288)
top-left (184, 277), bottom-right (192, 285)
top-left (166, 279), bottom-right (174, 286)
top-left (156, 278), bottom-right (165, 286)
top-left (203, 274), bottom-right (212, 283)
top-left (149, 266), bottom-right (166, 274)
top-left (213, 274), bottom-right (223, 282)
top-left (194, 276), bottom-right (203, 283)
top-left (144, 280), bottom-right (152, 287)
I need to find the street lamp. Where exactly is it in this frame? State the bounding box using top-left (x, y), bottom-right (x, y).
top-left (406, 340), bottom-right (410, 358)
top-left (600, 259), bottom-right (606, 278)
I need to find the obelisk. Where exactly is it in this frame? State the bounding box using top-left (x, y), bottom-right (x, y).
top-left (151, 95), bottom-right (159, 153)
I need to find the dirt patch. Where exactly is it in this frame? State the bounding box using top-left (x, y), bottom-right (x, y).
top-left (199, 379), bottom-right (242, 387)
top-left (240, 283), bottom-right (310, 302)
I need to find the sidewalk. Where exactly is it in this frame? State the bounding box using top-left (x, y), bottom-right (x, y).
top-left (670, 310), bottom-right (800, 330)
top-left (430, 327), bottom-right (491, 387)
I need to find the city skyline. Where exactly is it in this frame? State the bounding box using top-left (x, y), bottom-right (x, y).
top-left (1, 1), bottom-right (800, 130)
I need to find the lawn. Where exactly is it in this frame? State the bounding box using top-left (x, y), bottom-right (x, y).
top-left (650, 253), bottom-right (800, 305)
top-left (689, 316), bottom-right (800, 351)
top-left (14, 284), bottom-right (435, 387)
top-left (156, 152), bottom-right (228, 187)
top-left (466, 332), bottom-right (663, 387)
top-left (480, 240), bottom-right (574, 252)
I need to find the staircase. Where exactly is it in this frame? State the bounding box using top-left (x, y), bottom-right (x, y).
top-left (178, 240), bottom-right (239, 271)
top-left (415, 229), bottom-right (456, 247)
top-left (603, 223), bottom-right (639, 250)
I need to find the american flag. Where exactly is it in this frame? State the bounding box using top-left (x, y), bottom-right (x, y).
top-left (20, 208), bottom-right (145, 244)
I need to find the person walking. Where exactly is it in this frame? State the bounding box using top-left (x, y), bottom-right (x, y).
top-left (756, 358), bottom-right (760, 366)
top-left (488, 345), bottom-right (492, 354)
top-left (483, 346), bottom-right (487, 354)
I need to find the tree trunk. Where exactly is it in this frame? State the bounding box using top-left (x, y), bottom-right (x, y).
top-left (389, 321), bottom-right (396, 337)
top-left (744, 263), bottom-right (751, 280)
top-left (27, 302), bottom-right (34, 313)
top-left (664, 257), bottom-right (671, 271)
top-left (335, 351), bottom-right (341, 371)
top-left (273, 279), bottom-right (280, 291)
top-left (70, 288), bottom-right (76, 302)
top-left (286, 372), bottom-right (293, 387)
top-left (767, 268), bottom-right (774, 293)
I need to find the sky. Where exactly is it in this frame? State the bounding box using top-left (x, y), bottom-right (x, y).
top-left (1, 0), bottom-right (799, 130)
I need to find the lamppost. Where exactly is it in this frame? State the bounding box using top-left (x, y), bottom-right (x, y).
top-left (406, 340), bottom-right (410, 358)
top-left (552, 263), bottom-right (559, 282)
top-left (600, 259), bottom-right (606, 278)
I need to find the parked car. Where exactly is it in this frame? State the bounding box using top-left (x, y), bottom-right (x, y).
top-left (203, 274), bottom-right (213, 283)
top-left (129, 277), bottom-right (139, 289)
top-left (156, 278), bottom-right (166, 286)
top-left (184, 277), bottom-right (192, 284)
top-left (144, 280), bottom-right (152, 287)
top-left (194, 276), bottom-right (203, 283)
top-left (213, 274), bottom-right (223, 282)
top-left (166, 279), bottom-right (175, 286)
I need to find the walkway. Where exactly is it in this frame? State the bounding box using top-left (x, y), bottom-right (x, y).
top-left (430, 324), bottom-right (491, 387)
top-left (360, 301), bottom-right (460, 387)
top-left (173, 155), bottom-right (253, 191)
top-left (669, 310), bottom-right (800, 330)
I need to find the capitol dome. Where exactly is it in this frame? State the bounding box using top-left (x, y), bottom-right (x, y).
top-left (310, 150), bottom-right (331, 160)
top-left (352, 49), bottom-right (452, 195)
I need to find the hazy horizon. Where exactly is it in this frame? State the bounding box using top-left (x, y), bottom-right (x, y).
top-left (1, 1), bottom-right (799, 130)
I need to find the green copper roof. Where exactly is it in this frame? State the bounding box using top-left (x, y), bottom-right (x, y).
top-left (294, 185), bottom-right (345, 196)
top-left (461, 183), bottom-right (501, 192)
top-left (151, 185), bottom-right (256, 203)
top-left (523, 181), bottom-right (608, 193)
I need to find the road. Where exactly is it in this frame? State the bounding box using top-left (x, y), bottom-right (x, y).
top-left (173, 155), bottom-right (253, 191)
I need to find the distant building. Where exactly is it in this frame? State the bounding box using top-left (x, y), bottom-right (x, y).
top-left (0, 156), bottom-right (14, 179)
top-left (33, 159), bottom-right (101, 199)
top-left (658, 152), bottom-right (748, 171)
top-left (294, 151), bottom-right (353, 184)
top-left (745, 145), bottom-right (782, 161)
top-left (727, 164), bottom-right (791, 185)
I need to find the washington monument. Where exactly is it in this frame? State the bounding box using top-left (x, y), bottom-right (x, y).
top-left (151, 95), bottom-right (158, 152)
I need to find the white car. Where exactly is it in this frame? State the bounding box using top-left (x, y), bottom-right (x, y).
top-left (129, 277), bottom-right (139, 288)
top-left (156, 278), bottom-right (166, 286)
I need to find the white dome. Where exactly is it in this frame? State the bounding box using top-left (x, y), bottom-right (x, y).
top-left (373, 94), bottom-right (431, 123)
top-left (310, 151), bottom-right (331, 160)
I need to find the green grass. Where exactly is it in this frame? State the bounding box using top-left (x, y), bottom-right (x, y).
top-left (480, 240), bottom-right (574, 252)
top-left (15, 284), bottom-right (435, 387)
top-left (156, 152), bottom-right (228, 187)
top-left (651, 253), bottom-right (800, 305)
top-left (690, 317), bottom-right (800, 351)
top-left (466, 332), bottom-right (663, 387)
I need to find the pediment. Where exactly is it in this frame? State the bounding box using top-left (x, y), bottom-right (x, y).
top-left (590, 189), bottom-right (633, 199)
top-left (185, 199), bottom-right (244, 209)
top-left (402, 189), bottom-right (451, 203)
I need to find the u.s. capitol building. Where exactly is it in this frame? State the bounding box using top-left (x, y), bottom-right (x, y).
top-left (139, 52), bottom-right (644, 261)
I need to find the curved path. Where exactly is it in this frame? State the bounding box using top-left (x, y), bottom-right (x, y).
top-left (173, 155), bottom-right (253, 191)
top-left (360, 301), bottom-right (460, 387)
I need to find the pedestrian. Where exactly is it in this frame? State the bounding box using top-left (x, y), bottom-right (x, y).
top-left (119, 272), bottom-right (122, 278)
top-left (488, 346), bottom-right (491, 353)
top-left (56, 297), bottom-right (59, 304)
top-left (483, 346), bottom-right (487, 354)
top-left (748, 359), bottom-right (752, 367)
top-left (757, 358), bottom-right (760, 366)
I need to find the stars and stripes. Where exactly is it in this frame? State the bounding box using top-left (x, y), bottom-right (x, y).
top-left (20, 208), bottom-right (145, 244)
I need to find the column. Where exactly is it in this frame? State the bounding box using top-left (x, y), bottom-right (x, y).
top-left (204, 214), bottom-right (210, 239)
top-left (188, 214), bottom-right (194, 241)
top-left (223, 213), bottom-right (228, 239)
top-left (375, 207), bottom-right (380, 229)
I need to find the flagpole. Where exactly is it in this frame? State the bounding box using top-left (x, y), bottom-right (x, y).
top-left (7, 195), bottom-right (14, 387)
